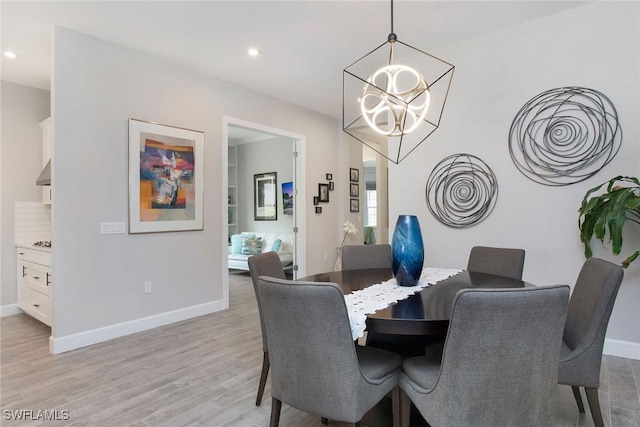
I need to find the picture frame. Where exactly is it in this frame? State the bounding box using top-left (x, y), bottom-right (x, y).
top-left (350, 183), bottom-right (359, 197)
top-left (350, 168), bottom-right (359, 182)
top-left (315, 206), bottom-right (322, 214)
top-left (329, 181), bottom-right (334, 191)
top-left (282, 181), bottom-right (294, 215)
top-left (326, 173), bottom-right (333, 181)
top-left (254, 172), bottom-right (278, 221)
top-left (350, 198), bottom-right (360, 212)
top-left (318, 183), bottom-right (330, 202)
top-left (313, 196), bottom-right (319, 206)
top-left (128, 118), bottom-right (204, 234)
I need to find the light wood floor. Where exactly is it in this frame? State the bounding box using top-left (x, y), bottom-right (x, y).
top-left (1, 271), bottom-right (639, 427)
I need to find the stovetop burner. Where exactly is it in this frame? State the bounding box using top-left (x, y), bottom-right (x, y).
top-left (33, 241), bottom-right (52, 248)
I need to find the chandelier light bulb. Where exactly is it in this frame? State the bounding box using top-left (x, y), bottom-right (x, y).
top-left (360, 63), bottom-right (430, 136)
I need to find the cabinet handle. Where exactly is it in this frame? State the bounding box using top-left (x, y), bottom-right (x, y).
top-left (22, 266), bottom-right (27, 277)
top-left (46, 273), bottom-right (51, 286)
top-left (18, 252), bottom-right (24, 255)
top-left (33, 276), bottom-right (40, 280)
top-left (33, 304), bottom-right (40, 308)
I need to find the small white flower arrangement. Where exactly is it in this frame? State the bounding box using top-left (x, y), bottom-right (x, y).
top-left (340, 221), bottom-right (358, 248)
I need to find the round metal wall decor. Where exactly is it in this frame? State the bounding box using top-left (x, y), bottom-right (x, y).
top-left (426, 154), bottom-right (498, 228)
top-left (509, 86), bottom-right (622, 186)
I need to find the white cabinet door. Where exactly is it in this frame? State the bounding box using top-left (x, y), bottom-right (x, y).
top-left (16, 258), bottom-right (29, 312)
top-left (16, 248), bottom-right (52, 326)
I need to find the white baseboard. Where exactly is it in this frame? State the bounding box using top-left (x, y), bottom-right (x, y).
top-left (1, 304), bottom-right (23, 317)
top-left (604, 338), bottom-right (640, 360)
top-left (49, 299), bottom-right (226, 354)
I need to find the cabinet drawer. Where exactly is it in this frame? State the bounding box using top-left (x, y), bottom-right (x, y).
top-left (27, 263), bottom-right (51, 296)
top-left (16, 248), bottom-right (51, 266)
top-left (25, 288), bottom-right (51, 326)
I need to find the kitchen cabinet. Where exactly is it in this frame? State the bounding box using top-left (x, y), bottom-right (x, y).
top-left (39, 117), bottom-right (52, 205)
top-left (16, 246), bottom-right (52, 326)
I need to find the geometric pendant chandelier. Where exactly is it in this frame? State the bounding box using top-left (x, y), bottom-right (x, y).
top-left (343, 0), bottom-right (455, 164)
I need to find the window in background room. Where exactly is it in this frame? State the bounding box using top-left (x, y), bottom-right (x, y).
top-left (366, 190), bottom-right (377, 226)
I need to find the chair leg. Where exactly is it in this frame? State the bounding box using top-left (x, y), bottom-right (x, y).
top-left (321, 417), bottom-right (328, 424)
top-left (585, 387), bottom-right (605, 427)
top-left (270, 398), bottom-right (282, 427)
top-left (399, 388), bottom-right (411, 427)
top-left (391, 387), bottom-right (400, 427)
top-left (256, 352), bottom-right (270, 406)
top-left (571, 386), bottom-right (585, 413)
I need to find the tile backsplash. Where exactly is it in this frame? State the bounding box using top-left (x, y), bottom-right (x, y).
top-left (15, 201), bottom-right (51, 244)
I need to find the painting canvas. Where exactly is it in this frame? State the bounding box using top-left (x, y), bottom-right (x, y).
top-left (282, 181), bottom-right (294, 215)
top-left (255, 172), bottom-right (278, 220)
top-left (129, 119), bottom-right (204, 233)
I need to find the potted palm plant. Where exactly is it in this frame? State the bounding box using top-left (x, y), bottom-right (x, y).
top-left (579, 176), bottom-right (640, 268)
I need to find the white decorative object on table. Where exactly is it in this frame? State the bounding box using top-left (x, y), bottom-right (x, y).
top-left (344, 267), bottom-right (461, 340)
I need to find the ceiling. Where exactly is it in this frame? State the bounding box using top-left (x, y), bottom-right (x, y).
top-left (1, 1), bottom-right (590, 120)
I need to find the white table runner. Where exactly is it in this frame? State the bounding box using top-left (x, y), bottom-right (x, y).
top-left (344, 267), bottom-right (462, 340)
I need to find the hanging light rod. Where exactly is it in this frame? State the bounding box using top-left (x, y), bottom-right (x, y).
top-left (343, 0), bottom-right (455, 164)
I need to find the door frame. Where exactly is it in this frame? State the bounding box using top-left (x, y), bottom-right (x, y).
top-left (221, 116), bottom-right (307, 306)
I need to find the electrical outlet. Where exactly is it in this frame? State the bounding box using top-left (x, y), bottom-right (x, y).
top-left (144, 281), bottom-right (152, 294)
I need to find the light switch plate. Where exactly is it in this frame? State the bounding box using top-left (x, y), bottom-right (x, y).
top-left (100, 222), bottom-right (126, 234)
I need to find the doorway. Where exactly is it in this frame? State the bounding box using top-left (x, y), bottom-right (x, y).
top-left (222, 117), bottom-right (306, 307)
top-left (362, 144), bottom-right (389, 245)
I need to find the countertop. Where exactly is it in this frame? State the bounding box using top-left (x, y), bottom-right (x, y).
top-left (16, 243), bottom-right (52, 253)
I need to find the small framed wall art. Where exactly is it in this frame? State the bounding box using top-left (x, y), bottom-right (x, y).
top-left (350, 199), bottom-right (360, 212)
top-left (315, 206), bottom-right (322, 214)
top-left (329, 182), bottom-right (334, 191)
top-left (318, 183), bottom-right (330, 202)
top-left (350, 183), bottom-right (359, 197)
top-left (326, 173), bottom-right (333, 181)
top-left (281, 181), bottom-right (294, 215)
top-left (313, 196), bottom-right (319, 205)
top-left (350, 168), bottom-right (359, 182)
top-left (128, 118), bottom-right (204, 234)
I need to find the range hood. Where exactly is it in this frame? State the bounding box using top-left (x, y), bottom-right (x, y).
top-left (36, 160), bottom-right (51, 186)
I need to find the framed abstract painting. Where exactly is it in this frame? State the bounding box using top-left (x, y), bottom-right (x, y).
top-left (128, 119), bottom-right (204, 233)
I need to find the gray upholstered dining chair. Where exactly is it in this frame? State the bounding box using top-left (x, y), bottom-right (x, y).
top-left (399, 285), bottom-right (570, 427)
top-left (467, 245), bottom-right (526, 280)
top-left (559, 257), bottom-right (624, 427)
top-left (247, 252), bottom-right (286, 406)
top-left (257, 276), bottom-right (402, 427)
top-left (342, 244), bottom-right (392, 271)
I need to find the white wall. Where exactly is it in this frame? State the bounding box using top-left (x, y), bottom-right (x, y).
top-left (0, 81), bottom-right (50, 308)
top-left (237, 137), bottom-right (294, 233)
top-left (389, 2), bottom-right (640, 357)
top-left (51, 28), bottom-right (341, 352)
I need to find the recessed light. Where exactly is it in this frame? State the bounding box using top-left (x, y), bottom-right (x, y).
top-left (247, 48), bottom-right (259, 57)
top-left (4, 51), bottom-right (17, 59)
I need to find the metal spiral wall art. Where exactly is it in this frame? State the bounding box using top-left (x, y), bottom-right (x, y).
top-left (509, 87), bottom-right (622, 186)
top-left (426, 154), bottom-right (498, 228)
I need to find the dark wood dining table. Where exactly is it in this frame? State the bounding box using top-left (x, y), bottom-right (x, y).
top-left (299, 267), bottom-right (529, 338)
top-left (299, 268), bottom-right (531, 427)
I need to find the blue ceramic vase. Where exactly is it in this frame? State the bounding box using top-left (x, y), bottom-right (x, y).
top-left (391, 215), bottom-right (424, 287)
